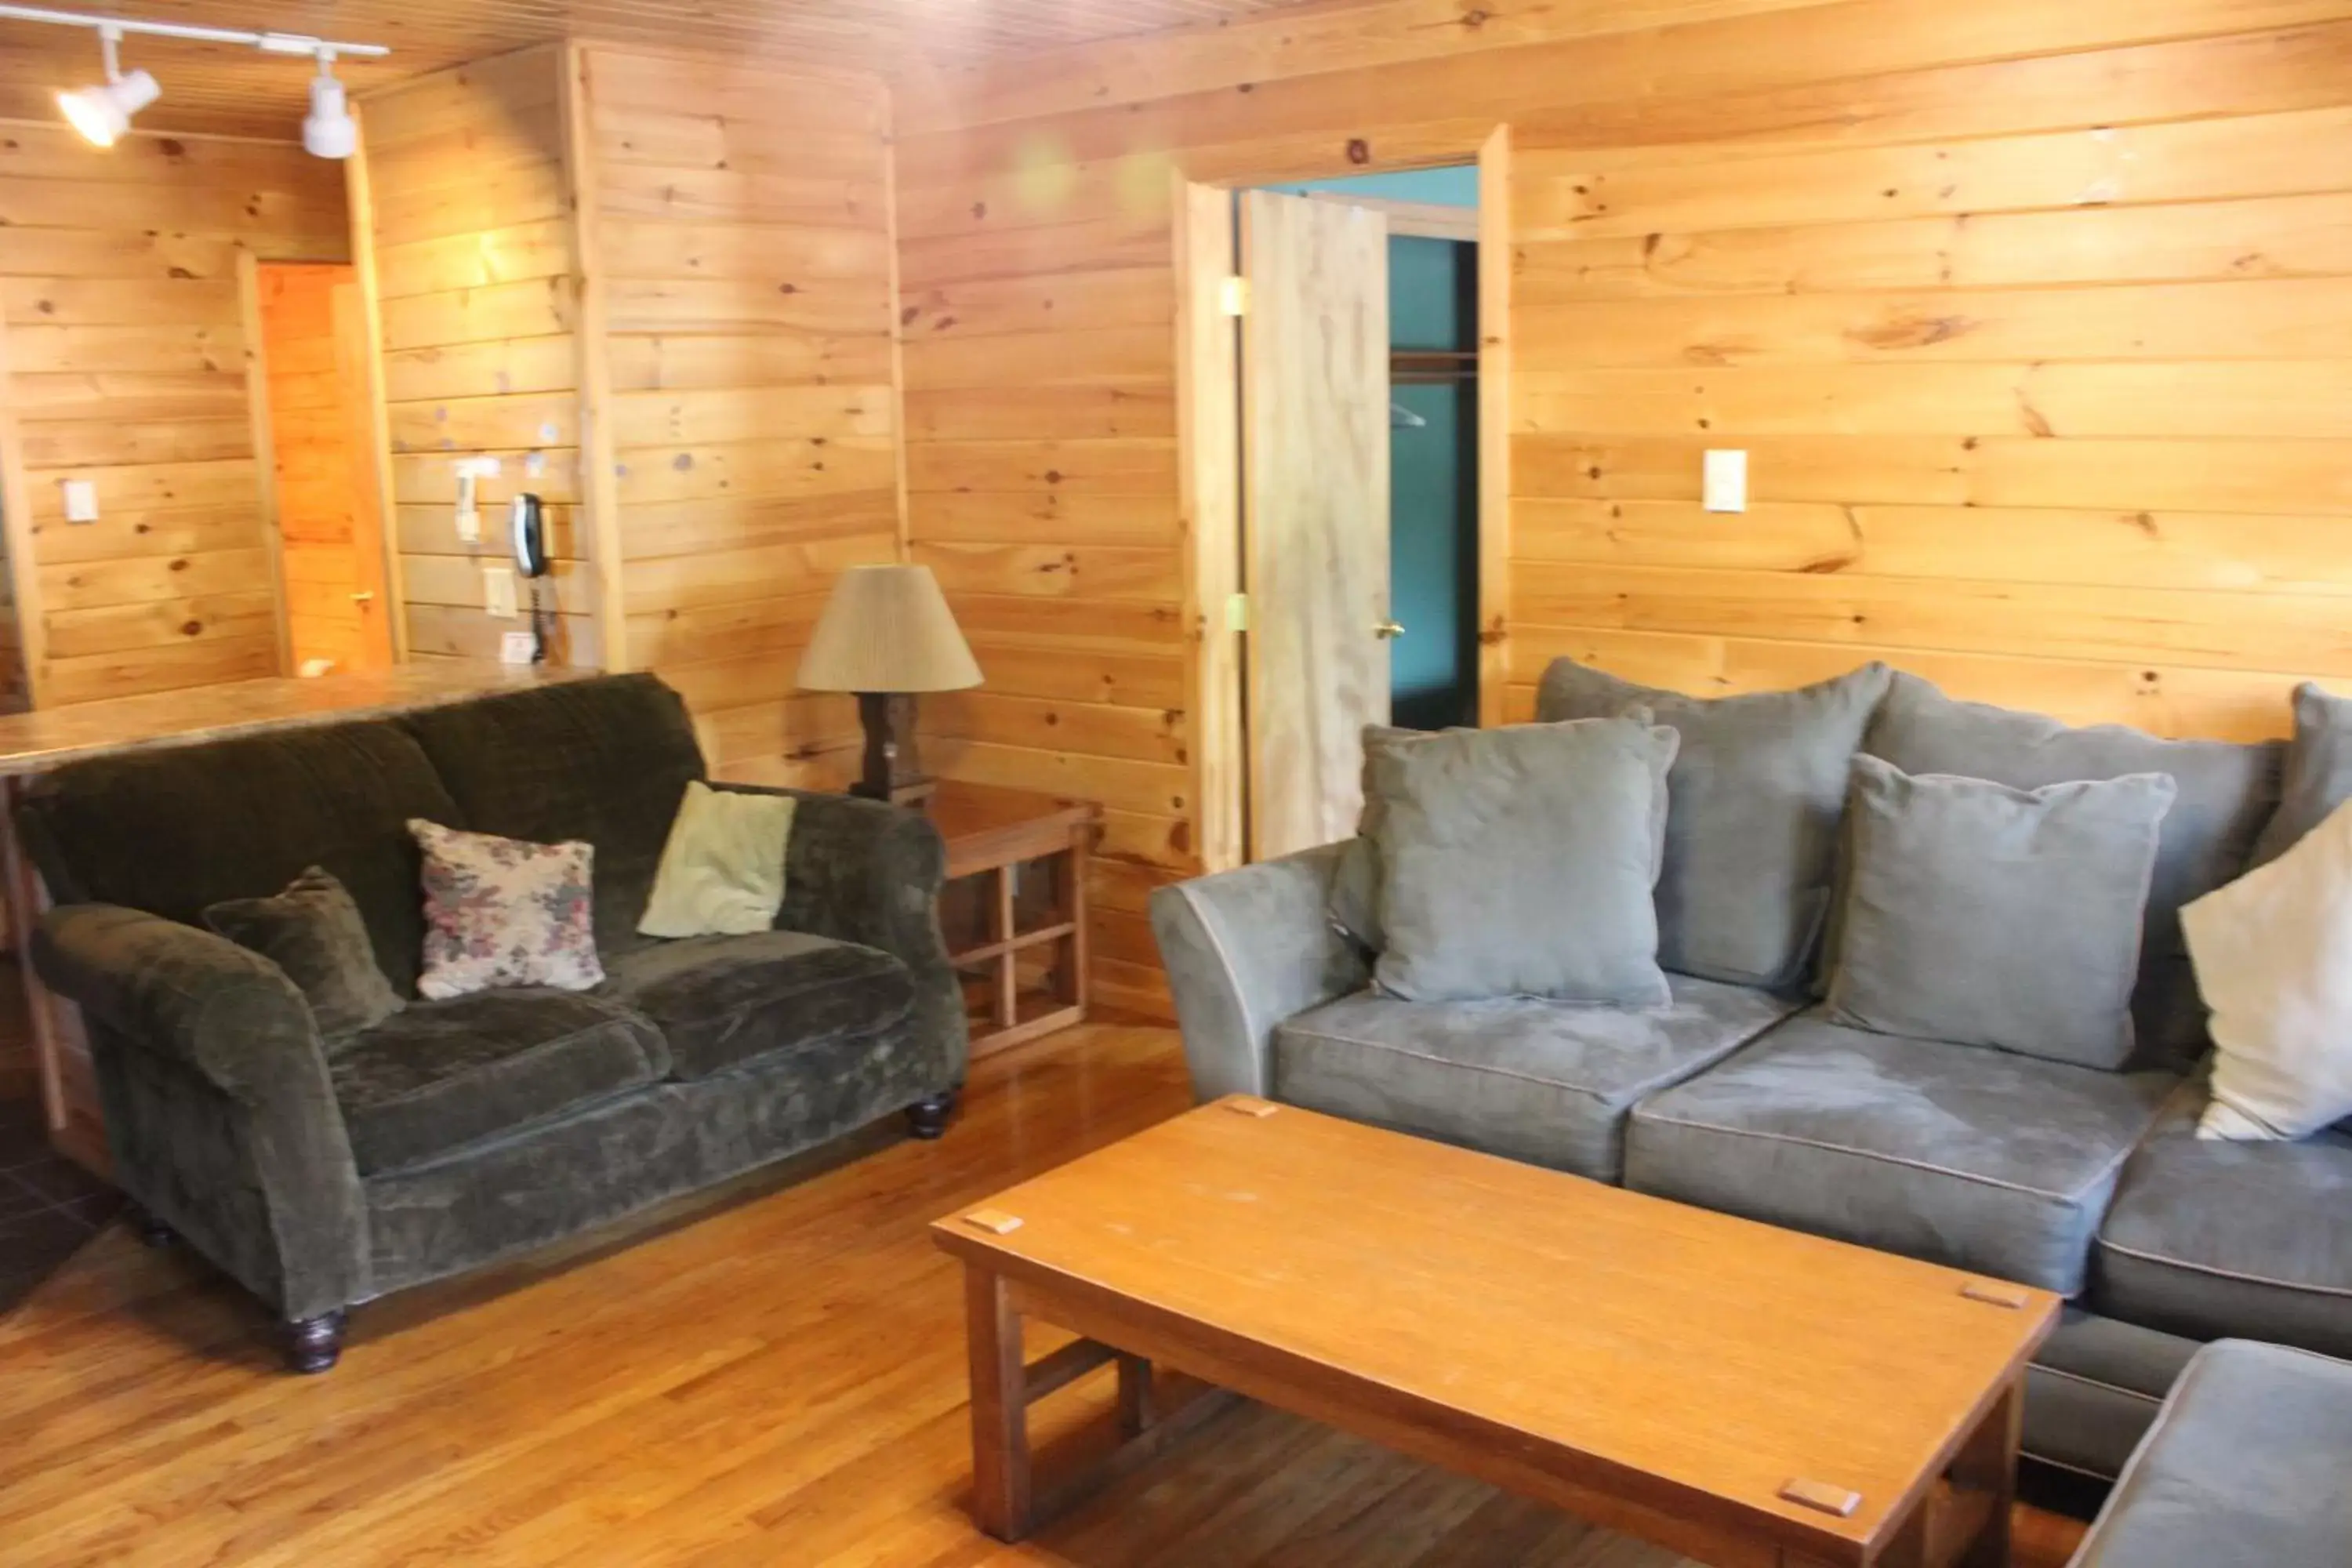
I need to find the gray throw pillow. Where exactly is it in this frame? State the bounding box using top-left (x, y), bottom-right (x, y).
top-left (1825, 755), bottom-right (2176, 1069)
top-left (1537, 658), bottom-right (1889, 991)
top-left (2250, 681), bottom-right (2352, 867)
top-left (1329, 714), bottom-right (1667, 956)
top-left (1862, 672), bottom-right (2280, 1067)
top-left (204, 866), bottom-right (405, 1036)
top-left (1369, 717), bottom-right (1679, 1004)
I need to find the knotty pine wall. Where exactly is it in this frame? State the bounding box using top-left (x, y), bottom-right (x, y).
top-left (359, 47), bottom-right (601, 670)
top-left (897, 0), bottom-right (2352, 1015)
top-left (574, 45), bottom-right (898, 787)
top-left (0, 124), bottom-right (347, 706)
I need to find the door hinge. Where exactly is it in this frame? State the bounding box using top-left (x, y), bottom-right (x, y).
top-left (1218, 277), bottom-right (1249, 317)
top-left (1225, 591), bottom-right (1250, 632)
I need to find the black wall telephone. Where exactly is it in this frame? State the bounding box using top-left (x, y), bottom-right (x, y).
top-left (509, 492), bottom-right (553, 662)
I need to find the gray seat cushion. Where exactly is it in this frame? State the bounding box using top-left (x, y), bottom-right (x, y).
top-left (2074, 1339), bottom-right (2352, 1568)
top-left (1272, 975), bottom-right (1800, 1181)
top-left (1536, 658), bottom-right (1889, 991)
top-left (1862, 673), bottom-right (2281, 1068)
top-left (398, 674), bottom-right (708, 960)
top-left (598, 930), bottom-right (915, 1081)
top-left (1625, 1010), bottom-right (2183, 1294)
top-left (332, 990), bottom-right (669, 1175)
top-left (2027, 1309), bottom-right (2201, 1481)
top-left (2092, 1096), bottom-right (2352, 1359)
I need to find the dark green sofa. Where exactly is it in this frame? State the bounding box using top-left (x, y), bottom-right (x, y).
top-left (20, 674), bottom-right (966, 1372)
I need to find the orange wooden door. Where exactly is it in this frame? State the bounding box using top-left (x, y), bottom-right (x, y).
top-left (255, 262), bottom-right (394, 673)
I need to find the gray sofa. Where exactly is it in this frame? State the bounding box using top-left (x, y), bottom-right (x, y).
top-left (1152, 663), bottom-right (2352, 1486)
top-left (21, 675), bottom-right (966, 1371)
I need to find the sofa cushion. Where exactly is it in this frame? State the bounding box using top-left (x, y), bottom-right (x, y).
top-left (18, 719), bottom-right (460, 997)
top-left (1272, 975), bottom-right (1800, 1181)
top-left (1625, 1010), bottom-right (2182, 1294)
top-left (2252, 681), bottom-right (2352, 866)
top-left (1861, 673), bottom-right (2281, 1068)
top-left (1536, 659), bottom-right (1889, 991)
top-left (203, 866), bottom-right (405, 1036)
top-left (2074, 1340), bottom-right (2352, 1568)
top-left (597, 931), bottom-right (914, 1081)
top-left (331, 990), bottom-right (668, 1175)
top-left (2026, 1308), bottom-right (2201, 1480)
top-left (2092, 1094), bottom-right (2352, 1359)
top-left (1825, 757), bottom-right (2174, 1069)
top-left (398, 675), bottom-right (706, 961)
top-left (1367, 717), bottom-right (1678, 1004)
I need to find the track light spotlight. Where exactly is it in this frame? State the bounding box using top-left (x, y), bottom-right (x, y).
top-left (302, 53), bottom-right (355, 160)
top-left (56, 26), bottom-right (158, 147)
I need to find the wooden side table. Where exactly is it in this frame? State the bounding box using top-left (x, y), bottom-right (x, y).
top-left (926, 782), bottom-right (1100, 1058)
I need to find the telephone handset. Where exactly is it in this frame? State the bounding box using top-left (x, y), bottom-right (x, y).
top-left (510, 492), bottom-right (549, 578)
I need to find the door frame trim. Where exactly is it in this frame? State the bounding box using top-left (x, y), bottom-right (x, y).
top-left (1174, 130), bottom-right (1512, 866)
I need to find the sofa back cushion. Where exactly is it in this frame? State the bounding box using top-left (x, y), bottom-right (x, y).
top-left (2251, 681), bottom-right (2352, 867)
top-left (1861, 673), bottom-right (2281, 1067)
top-left (397, 675), bottom-right (706, 959)
top-left (1537, 658), bottom-right (1889, 992)
top-left (20, 720), bottom-right (459, 996)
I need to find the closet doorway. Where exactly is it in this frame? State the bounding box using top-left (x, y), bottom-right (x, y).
top-left (248, 260), bottom-right (394, 675)
top-left (1181, 140), bottom-right (1508, 868)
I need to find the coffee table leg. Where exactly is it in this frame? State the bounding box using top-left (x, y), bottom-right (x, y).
top-left (1116, 1352), bottom-right (1155, 1439)
top-left (1954, 1374), bottom-right (2023, 1568)
top-left (965, 1266), bottom-right (1033, 1541)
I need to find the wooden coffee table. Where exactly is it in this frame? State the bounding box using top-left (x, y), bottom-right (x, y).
top-left (932, 1096), bottom-right (2060, 1567)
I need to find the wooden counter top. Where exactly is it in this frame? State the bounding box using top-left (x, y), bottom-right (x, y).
top-left (0, 663), bottom-right (590, 778)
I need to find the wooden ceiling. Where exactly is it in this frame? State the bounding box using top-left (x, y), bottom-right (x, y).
top-left (0, 0), bottom-right (1308, 138)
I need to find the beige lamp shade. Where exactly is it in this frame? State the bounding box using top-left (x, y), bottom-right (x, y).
top-left (796, 564), bottom-right (982, 694)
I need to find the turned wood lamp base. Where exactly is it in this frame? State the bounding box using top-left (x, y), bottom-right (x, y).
top-left (852, 691), bottom-right (936, 807)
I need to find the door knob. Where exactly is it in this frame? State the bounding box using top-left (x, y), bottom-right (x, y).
top-left (1374, 619), bottom-right (1404, 640)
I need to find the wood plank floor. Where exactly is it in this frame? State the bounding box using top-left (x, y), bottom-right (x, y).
top-left (0, 1024), bottom-right (2089, 1566)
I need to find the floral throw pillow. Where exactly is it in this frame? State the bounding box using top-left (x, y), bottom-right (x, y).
top-left (408, 819), bottom-right (603, 999)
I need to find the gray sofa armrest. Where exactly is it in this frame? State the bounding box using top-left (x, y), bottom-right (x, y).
top-left (1149, 841), bottom-right (1370, 1100)
top-left (32, 903), bottom-right (368, 1319)
top-left (720, 785), bottom-right (968, 1086)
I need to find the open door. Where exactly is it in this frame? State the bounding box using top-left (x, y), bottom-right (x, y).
top-left (1240, 190), bottom-right (1392, 860)
top-left (253, 261), bottom-right (395, 674)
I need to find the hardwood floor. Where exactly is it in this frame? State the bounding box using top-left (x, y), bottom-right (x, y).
top-left (0, 1025), bottom-right (2089, 1566)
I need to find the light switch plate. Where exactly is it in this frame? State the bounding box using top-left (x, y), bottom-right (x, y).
top-left (60, 478), bottom-right (99, 523)
top-left (483, 564), bottom-right (518, 619)
top-left (1703, 448), bottom-right (1748, 514)
top-left (454, 506), bottom-right (481, 544)
top-left (499, 630), bottom-right (536, 665)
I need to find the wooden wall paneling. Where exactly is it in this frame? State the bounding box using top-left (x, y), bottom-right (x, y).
top-left (575, 43), bottom-right (901, 787)
top-left (563, 42), bottom-right (631, 676)
top-left (0, 122), bottom-right (345, 706)
top-left (0, 275), bottom-right (37, 711)
top-left (358, 49), bottom-right (593, 671)
top-left (1173, 178), bottom-right (1242, 874)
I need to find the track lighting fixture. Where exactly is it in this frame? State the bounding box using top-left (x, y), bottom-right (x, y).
top-left (303, 53), bottom-right (355, 160)
top-left (54, 25), bottom-right (156, 147)
top-left (0, 4), bottom-right (390, 158)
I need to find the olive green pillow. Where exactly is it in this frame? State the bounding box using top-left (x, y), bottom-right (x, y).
top-left (204, 866), bottom-right (404, 1036)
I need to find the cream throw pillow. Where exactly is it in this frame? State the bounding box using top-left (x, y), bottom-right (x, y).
top-left (2181, 797), bottom-right (2352, 1139)
top-left (637, 781), bottom-right (796, 939)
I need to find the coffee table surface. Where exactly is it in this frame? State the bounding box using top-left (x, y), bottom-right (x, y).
top-left (933, 1096), bottom-right (2060, 1563)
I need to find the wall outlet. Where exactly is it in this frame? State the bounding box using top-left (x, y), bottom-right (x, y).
top-left (1703, 448), bottom-right (1748, 514)
top-left (499, 630), bottom-right (537, 665)
top-left (455, 506), bottom-right (481, 544)
top-left (60, 478), bottom-right (99, 523)
top-left (483, 564), bottom-right (518, 619)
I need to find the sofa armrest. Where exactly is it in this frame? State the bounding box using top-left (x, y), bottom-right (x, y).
top-left (1149, 841), bottom-right (1370, 1101)
top-left (32, 903), bottom-right (368, 1319)
top-left (720, 785), bottom-right (968, 1085)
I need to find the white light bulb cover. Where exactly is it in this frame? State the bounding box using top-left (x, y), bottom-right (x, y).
top-left (303, 73), bottom-right (354, 159)
top-left (56, 67), bottom-right (158, 147)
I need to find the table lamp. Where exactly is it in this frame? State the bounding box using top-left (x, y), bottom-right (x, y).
top-left (797, 563), bottom-right (982, 804)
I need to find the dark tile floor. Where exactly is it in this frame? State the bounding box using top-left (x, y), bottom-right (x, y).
top-left (0, 1093), bottom-right (119, 1311)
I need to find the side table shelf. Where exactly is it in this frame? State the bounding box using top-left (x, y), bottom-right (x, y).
top-left (927, 782), bottom-right (1100, 1059)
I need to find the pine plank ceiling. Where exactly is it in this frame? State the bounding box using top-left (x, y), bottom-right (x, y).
top-left (0, 0), bottom-right (1305, 138)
